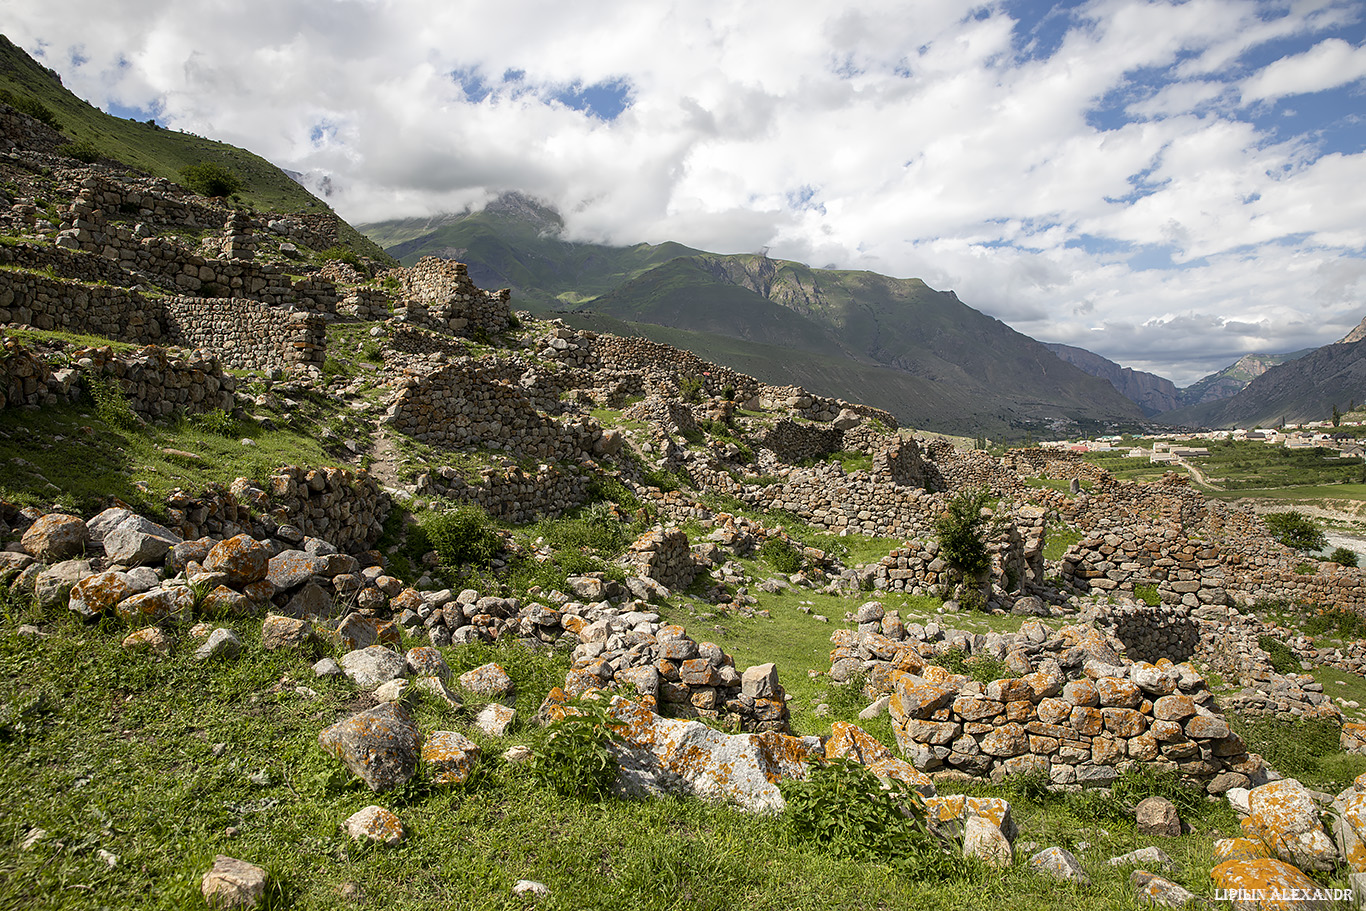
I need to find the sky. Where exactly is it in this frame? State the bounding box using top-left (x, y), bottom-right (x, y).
top-left (4, 0), bottom-right (1366, 386)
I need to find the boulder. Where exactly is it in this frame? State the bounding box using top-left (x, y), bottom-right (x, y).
top-left (116, 586), bottom-right (195, 624)
top-left (102, 515), bottom-right (182, 566)
top-left (1243, 779), bottom-right (1338, 872)
top-left (963, 815), bottom-right (1012, 867)
top-left (475, 704), bottom-right (516, 737)
top-left (341, 646), bottom-right (407, 689)
top-left (203, 535), bottom-right (269, 586)
top-left (261, 615), bottom-right (316, 651)
top-left (35, 560), bottom-right (93, 610)
top-left (194, 628), bottom-right (242, 661)
top-left (600, 695), bottom-right (821, 813)
top-left (342, 806), bottom-right (404, 846)
top-left (68, 571), bottom-right (134, 619)
top-left (459, 663), bottom-right (514, 698)
top-left (1209, 857), bottom-right (1334, 910)
top-left (824, 721), bottom-right (936, 797)
top-left (265, 550), bottom-right (324, 590)
top-left (122, 626), bottom-right (172, 656)
top-left (22, 513), bottom-right (88, 561)
top-left (1030, 846), bottom-right (1090, 884)
top-left (423, 730), bottom-right (481, 784)
top-left (201, 855), bottom-right (267, 909)
top-left (1136, 796), bottom-right (1181, 837)
top-left (318, 703), bottom-right (421, 791)
top-left (1130, 870), bottom-right (1196, 908)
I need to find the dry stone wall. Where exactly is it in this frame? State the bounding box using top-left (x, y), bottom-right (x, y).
top-left (162, 465), bottom-right (390, 552)
top-left (418, 462), bottom-right (591, 524)
top-left (385, 359), bottom-right (596, 462)
top-left (0, 102), bottom-right (65, 153)
top-left (392, 258), bottom-right (512, 336)
top-left (0, 267), bottom-right (325, 371)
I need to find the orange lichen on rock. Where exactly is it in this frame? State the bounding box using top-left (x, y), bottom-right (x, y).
top-left (422, 731), bottom-right (481, 785)
top-left (1209, 857), bottom-right (1335, 910)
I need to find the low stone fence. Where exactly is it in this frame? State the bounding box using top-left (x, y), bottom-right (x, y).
top-left (162, 465), bottom-right (390, 553)
top-left (418, 462), bottom-right (592, 524)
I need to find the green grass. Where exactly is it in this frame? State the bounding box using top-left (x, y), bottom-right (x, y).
top-left (0, 590), bottom-right (1270, 911)
top-left (0, 399), bottom-right (333, 519)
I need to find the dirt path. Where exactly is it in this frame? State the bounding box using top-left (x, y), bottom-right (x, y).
top-left (1175, 457), bottom-right (1220, 490)
top-left (366, 421), bottom-right (405, 489)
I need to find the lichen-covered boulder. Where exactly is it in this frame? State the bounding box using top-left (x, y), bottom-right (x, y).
top-left (22, 513), bottom-right (88, 561)
top-left (923, 794), bottom-right (1017, 842)
top-left (422, 730), bottom-right (482, 784)
top-left (68, 571), bottom-right (135, 619)
top-left (475, 703), bottom-right (516, 737)
top-left (459, 662), bottom-right (514, 698)
top-left (405, 646), bottom-right (450, 681)
top-left (261, 615), bottom-right (317, 651)
top-left (342, 806), bottom-right (404, 846)
top-left (318, 703), bottom-right (421, 792)
top-left (122, 626), bottom-right (172, 656)
top-left (115, 586), bottom-right (195, 624)
top-left (265, 550), bottom-right (325, 590)
top-left (340, 646), bottom-right (407, 689)
top-left (1331, 779), bottom-right (1366, 873)
top-left (203, 535), bottom-right (269, 586)
top-left (1030, 846), bottom-right (1091, 884)
top-left (1210, 857), bottom-right (1334, 910)
top-left (964, 815), bottom-right (1012, 868)
top-left (597, 695), bottom-right (821, 813)
top-left (1130, 870), bottom-right (1195, 908)
top-left (1242, 779), bottom-right (1338, 872)
top-left (824, 721), bottom-right (935, 797)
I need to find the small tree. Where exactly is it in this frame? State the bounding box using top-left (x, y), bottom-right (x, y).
top-left (180, 161), bottom-right (242, 198)
top-left (1330, 547), bottom-right (1359, 568)
top-left (1263, 511), bottom-right (1327, 552)
top-left (934, 487), bottom-right (996, 580)
top-left (1333, 404), bottom-right (1342, 427)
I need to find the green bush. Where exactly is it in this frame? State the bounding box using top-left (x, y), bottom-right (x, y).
top-left (85, 374), bottom-right (140, 431)
top-left (1263, 511), bottom-right (1327, 552)
top-left (759, 537), bottom-right (803, 574)
top-left (320, 246), bottom-right (363, 269)
top-left (530, 697), bottom-right (625, 799)
top-left (1330, 547), bottom-right (1359, 568)
top-left (1258, 634), bottom-right (1300, 674)
top-left (0, 91), bottom-right (59, 128)
top-left (59, 138), bottom-right (100, 163)
top-left (933, 487), bottom-right (996, 578)
top-left (187, 409), bottom-right (239, 438)
top-left (179, 161), bottom-right (243, 198)
top-left (677, 374), bottom-right (703, 404)
top-left (931, 648), bottom-right (1015, 684)
top-left (781, 759), bottom-right (968, 880)
top-left (424, 503), bottom-right (499, 568)
top-left (1303, 606), bottom-right (1366, 639)
top-left (1133, 583), bottom-right (1160, 606)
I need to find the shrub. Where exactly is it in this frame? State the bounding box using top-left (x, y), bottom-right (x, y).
top-left (59, 138), bottom-right (100, 163)
top-left (933, 487), bottom-right (996, 578)
top-left (1303, 606), bottom-right (1366, 639)
top-left (320, 246), bottom-right (363, 269)
top-left (530, 697), bottom-right (625, 799)
top-left (759, 537), bottom-right (803, 574)
top-left (0, 91), bottom-right (59, 128)
top-left (1133, 583), bottom-right (1160, 606)
top-left (781, 758), bottom-right (967, 880)
top-left (1330, 547), bottom-right (1359, 568)
top-left (85, 374), bottom-right (140, 431)
top-left (677, 374), bottom-right (703, 404)
top-left (423, 503), bottom-right (499, 568)
top-left (1263, 511), bottom-right (1327, 552)
top-left (1258, 634), bottom-right (1300, 674)
top-left (187, 409), bottom-right (239, 438)
top-left (179, 161), bottom-right (242, 198)
top-left (931, 648), bottom-right (1015, 684)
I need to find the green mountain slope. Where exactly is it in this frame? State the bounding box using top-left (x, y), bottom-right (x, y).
top-left (1160, 340), bottom-right (1366, 428)
top-left (360, 196), bottom-right (1145, 436)
top-left (587, 251), bottom-right (1144, 428)
top-left (0, 35), bottom-right (385, 259)
top-left (366, 193), bottom-right (700, 308)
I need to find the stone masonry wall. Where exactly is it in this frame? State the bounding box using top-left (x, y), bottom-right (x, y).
top-left (393, 258), bottom-right (512, 336)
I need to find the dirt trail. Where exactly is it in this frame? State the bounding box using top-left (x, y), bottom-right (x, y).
top-left (366, 422), bottom-right (404, 489)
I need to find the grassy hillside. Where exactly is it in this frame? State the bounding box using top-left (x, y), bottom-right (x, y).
top-left (0, 36), bottom-right (387, 260)
top-left (363, 194), bottom-right (699, 307)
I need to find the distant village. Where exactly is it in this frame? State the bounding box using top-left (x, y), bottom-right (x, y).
top-left (1045, 424), bottom-right (1366, 463)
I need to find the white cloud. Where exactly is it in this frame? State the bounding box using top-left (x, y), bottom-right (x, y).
top-left (1241, 37), bottom-right (1366, 101)
top-left (3, 0), bottom-right (1365, 387)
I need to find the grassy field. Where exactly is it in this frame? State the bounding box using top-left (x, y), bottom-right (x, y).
top-left (1, 584), bottom-right (1290, 911)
